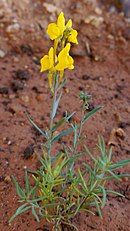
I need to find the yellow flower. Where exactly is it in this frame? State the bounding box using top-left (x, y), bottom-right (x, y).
top-left (55, 43), bottom-right (74, 71)
top-left (40, 47), bottom-right (54, 72)
top-left (65, 19), bottom-right (78, 44)
top-left (40, 47), bottom-right (55, 91)
top-left (47, 12), bottom-right (65, 40)
top-left (68, 29), bottom-right (78, 44)
top-left (46, 12), bottom-right (78, 44)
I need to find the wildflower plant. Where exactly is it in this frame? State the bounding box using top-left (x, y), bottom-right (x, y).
top-left (10, 12), bottom-right (130, 231)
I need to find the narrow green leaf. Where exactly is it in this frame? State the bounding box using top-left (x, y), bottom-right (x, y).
top-left (110, 159), bottom-right (130, 170)
top-left (100, 186), bottom-right (106, 208)
top-left (94, 199), bottom-right (102, 219)
top-left (32, 206), bottom-right (40, 222)
top-left (28, 179), bottom-right (39, 198)
top-left (25, 170), bottom-right (30, 195)
top-left (66, 111), bottom-right (76, 122)
top-left (9, 203), bottom-right (31, 223)
top-left (31, 184), bottom-right (38, 200)
top-left (107, 169), bottom-right (121, 180)
top-left (84, 146), bottom-right (98, 164)
top-left (108, 145), bottom-right (113, 162)
top-left (66, 202), bottom-right (75, 211)
top-left (52, 92), bottom-right (62, 119)
top-left (57, 78), bottom-right (66, 91)
top-left (51, 127), bottom-right (74, 143)
top-left (83, 163), bottom-right (97, 179)
top-left (92, 193), bottom-right (102, 204)
top-left (12, 176), bottom-right (25, 199)
top-left (106, 190), bottom-right (124, 197)
top-left (29, 196), bottom-right (48, 203)
top-left (97, 136), bottom-right (106, 162)
top-left (80, 208), bottom-right (95, 215)
top-left (63, 154), bottom-right (84, 168)
top-left (51, 152), bottom-right (63, 163)
top-left (82, 106), bottom-right (103, 124)
top-left (78, 135), bottom-right (87, 144)
top-left (26, 113), bottom-right (48, 139)
top-left (75, 203), bottom-right (82, 215)
top-left (73, 185), bottom-right (85, 197)
top-left (103, 174), bottom-right (130, 180)
top-left (78, 168), bottom-right (88, 191)
top-left (52, 117), bottom-right (66, 132)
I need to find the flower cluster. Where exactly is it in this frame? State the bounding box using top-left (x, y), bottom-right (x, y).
top-left (40, 12), bottom-right (78, 91)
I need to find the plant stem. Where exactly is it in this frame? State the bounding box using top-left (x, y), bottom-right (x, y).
top-left (48, 75), bottom-right (58, 160)
top-left (70, 109), bottom-right (85, 171)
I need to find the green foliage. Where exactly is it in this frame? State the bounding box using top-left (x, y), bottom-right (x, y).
top-left (10, 79), bottom-right (130, 230)
top-left (10, 12), bottom-right (130, 230)
top-left (10, 105), bottom-right (130, 230)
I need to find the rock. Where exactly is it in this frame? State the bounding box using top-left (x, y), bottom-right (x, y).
top-left (108, 129), bottom-right (117, 146)
top-left (0, 176), bottom-right (4, 182)
top-left (15, 69), bottom-right (30, 81)
top-left (21, 95), bottom-right (30, 103)
top-left (36, 94), bottom-right (45, 102)
top-left (11, 80), bottom-right (24, 91)
top-left (94, 7), bottom-right (102, 15)
top-left (0, 50), bottom-right (6, 58)
top-left (32, 56), bottom-right (40, 65)
top-left (20, 44), bottom-right (33, 56)
top-left (108, 127), bottom-right (126, 146)
top-left (0, 87), bottom-right (9, 94)
top-left (65, 88), bottom-right (69, 93)
top-left (6, 23), bottom-right (20, 33)
top-left (12, 57), bottom-right (20, 63)
top-left (23, 144), bottom-right (34, 159)
top-left (84, 15), bottom-right (104, 28)
top-left (9, 104), bottom-right (22, 114)
top-left (82, 75), bottom-right (91, 80)
top-left (43, 3), bottom-right (62, 14)
top-left (115, 128), bottom-right (125, 142)
top-left (8, 93), bottom-right (16, 99)
top-left (4, 176), bottom-right (11, 184)
top-left (32, 86), bottom-right (43, 94)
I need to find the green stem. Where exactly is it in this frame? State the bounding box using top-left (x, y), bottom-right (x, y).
top-left (70, 109), bottom-right (85, 171)
top-left (48, 73), bottom-right (59, 160)
top-left (78, 109), bottom-right (85, 139)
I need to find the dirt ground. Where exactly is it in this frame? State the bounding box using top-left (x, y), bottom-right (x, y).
top-left (0, 0), bottom-right (130, 230)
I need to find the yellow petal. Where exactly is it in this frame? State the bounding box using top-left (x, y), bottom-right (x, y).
top-left (66, 19), bottom-right (72, 28)
top-left (58, 43), bottom-right (71, 60)
top-left (67, 56), bottom-right (74, 69)
top-left (47, 23), bottom-right (60, 40)
top-left (57, 12), bottom-right (66, 35)
top-left (68, 29), bottom-right (78, 44)
top-left (55, 59), bottom-right (67, 70)
top-left (40, 55), bottom-right (50, 72)
top-left (59, 70), bottom-right (64, 84)
top-left (48, 47), bottom-right (54, 68)
top-left (48, 72), bottom-right (53, 90)
top-left (40, 47), bottom-right (54, 72)
top-left (55, 43), bottom-right (74, 71)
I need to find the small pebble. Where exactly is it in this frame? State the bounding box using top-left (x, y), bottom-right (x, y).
top-left (23, 144), bottom-right (34, 159)
top-left (0, 87), bottom-right (9, 94)
top-left (4, 176), bottom-right (11, 184)
top-left (11, 80), bottom-right (24, 91)
top-left (21, 95), bottom-right (30, 103)
top-left (15, 69), bottom-right (30, 81)
top-left (8, 140), bottom-right (12, 145)
top-left (6, 23), bottom-right (20, 33)
top-left (0, 50), bottom-right (6, 58)
top-left (9, 104), bottom-right (21, 114)
top-left (36, 94), bottom-right (44, 102)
